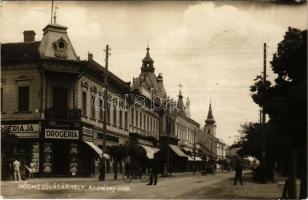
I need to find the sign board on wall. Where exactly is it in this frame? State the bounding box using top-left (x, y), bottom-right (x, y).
top-left (1, 124), bottom-right (40, 138)
top-left (82, 127), bottom-right (93, 141)
top-left (45, 129), bottom-right (79, 140)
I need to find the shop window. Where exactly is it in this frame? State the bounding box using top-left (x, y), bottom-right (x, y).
top-left (18, 86), bottom-right (29, 112)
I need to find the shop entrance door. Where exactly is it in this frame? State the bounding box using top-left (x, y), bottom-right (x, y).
top-left (53, 141), bottom-right (70, 176)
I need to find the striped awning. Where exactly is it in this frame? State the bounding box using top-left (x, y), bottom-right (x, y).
top-left (169, 144), bottom-right (187, 157)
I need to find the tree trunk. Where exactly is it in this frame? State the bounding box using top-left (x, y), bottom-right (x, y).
top-left (287, 146), bottom-right (297, 199)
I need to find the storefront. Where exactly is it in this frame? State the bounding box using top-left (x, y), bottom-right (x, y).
top-left (42, 128), bottom-right (80, 177)
top-left (1, 122), bottom-right (41, 180)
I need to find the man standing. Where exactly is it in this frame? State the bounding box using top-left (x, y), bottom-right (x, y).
top-left (147, 158), bottom-right (158, 185)
top-left (233, 156), bottom-right (243, 185)
top-left (13, 158), bottom-right (21, 181)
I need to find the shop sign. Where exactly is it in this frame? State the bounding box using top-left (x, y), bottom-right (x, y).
top-left (45, 129), bottom-right (79, 140)
top-left (1, 124), bottom-right (40, 138)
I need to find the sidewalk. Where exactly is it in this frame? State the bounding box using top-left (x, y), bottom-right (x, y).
top-left (179, 172), bottom-right (285, 199)
top-left (2, 171), bottom-right (203, 183)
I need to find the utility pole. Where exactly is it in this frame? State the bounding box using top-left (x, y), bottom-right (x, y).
top-left (99, 44), bottom-right (110, 181)
top-left (261, 42), bottom-right (267, 184)
top-left (166, 113), bottom-right (170, 176)
top-left (259, 109), bottom-right (262, 124)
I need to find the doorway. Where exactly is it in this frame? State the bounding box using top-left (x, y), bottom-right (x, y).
top-left (53, 141), bottom-right (70, 176)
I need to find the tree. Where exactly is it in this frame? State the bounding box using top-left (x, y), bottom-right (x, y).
top-left (232, 122), bottom-right (280, 182)
top-left (270, 27), bottom-right (307, 199)
top-left (249, 27), bottom-right (306, 198)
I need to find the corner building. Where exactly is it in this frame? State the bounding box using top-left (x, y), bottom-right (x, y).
top-left (1, 22), bottom-right (130, 178)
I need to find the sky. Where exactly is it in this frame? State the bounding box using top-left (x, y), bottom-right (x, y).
top-left (0, 1), bottom-right (307, 145)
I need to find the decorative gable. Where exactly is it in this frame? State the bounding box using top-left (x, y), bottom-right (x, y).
top-left (53, 37), bottom-right (68, 58)
top-left (38, 23), bottom-right (78, 60)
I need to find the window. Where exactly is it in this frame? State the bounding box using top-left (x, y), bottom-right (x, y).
top-left (91, 96), bottom-right (96, 119)
top-left (131, 107), bottom-right (134, 125)
top-left (143, 114), bottom-right (146, 129)
top-left (140, 112), bottom-right (142, 128)
top-left (1, 88), bottom-right (3, 112)
top-left (107, 103), bottom-right (110, 123)
top-left (82, 92), bottom-right (87, 115)
top-left (135, 110), bottom-right (138, 127)
top-left (113, 106), bottom-right (117, 126)
top-left (124, 111), bottom-right (128, 129)
top-left (99, 99), bottom-right (103, 121)
top-left (119, 110), bottom-right (123, 128)
top-left (18, 86), bottom-right (29, 112)
top-left (156, 120), bottom-right (158, 133)
top-left (150, 118), bottom-right (152, 132)
top-left (147, 116), bottom-right (149, 131)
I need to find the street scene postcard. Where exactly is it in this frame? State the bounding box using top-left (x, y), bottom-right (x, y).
top-left (0, 0), bottom-right (307, 199)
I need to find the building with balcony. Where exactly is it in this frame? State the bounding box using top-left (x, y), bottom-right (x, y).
top-left (1, 22), bottom-right (130, 178)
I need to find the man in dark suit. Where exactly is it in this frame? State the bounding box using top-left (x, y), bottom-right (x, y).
top-left (147, 157), bottom-right (158, 185)
top-left (233, 156), bottom-right (243, 185)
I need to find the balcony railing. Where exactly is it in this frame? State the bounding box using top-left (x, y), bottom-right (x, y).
top-left (45, 108), bottom-right (81, 121)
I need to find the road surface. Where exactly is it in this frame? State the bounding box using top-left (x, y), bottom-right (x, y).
top-left (1, 172), bottom-right (234, 199)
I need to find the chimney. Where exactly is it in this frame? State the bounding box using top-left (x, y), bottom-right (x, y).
top-left (88, 52), bottom-right (93, 60)
top-left (23, 30), bottom-right (36, 42)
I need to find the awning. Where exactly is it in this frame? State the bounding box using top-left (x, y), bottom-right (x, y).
top-left (141, 145), bottom-right (159, 159)
top-left (188, 156), bottom-right (194, 161)
top-left (195, 156), bottom-right (202, 161)
top-left (183, 147), bottom-right (193, 153)
top-left (187, 156), bottom-right (202, 161)
top-left (169, 144), bottom-right (188, 157)
top-left (84, 141), bottom-right (109, 159)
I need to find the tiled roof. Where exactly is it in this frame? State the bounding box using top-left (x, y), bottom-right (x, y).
top-left (1, 42), bottom-right (41, 63)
